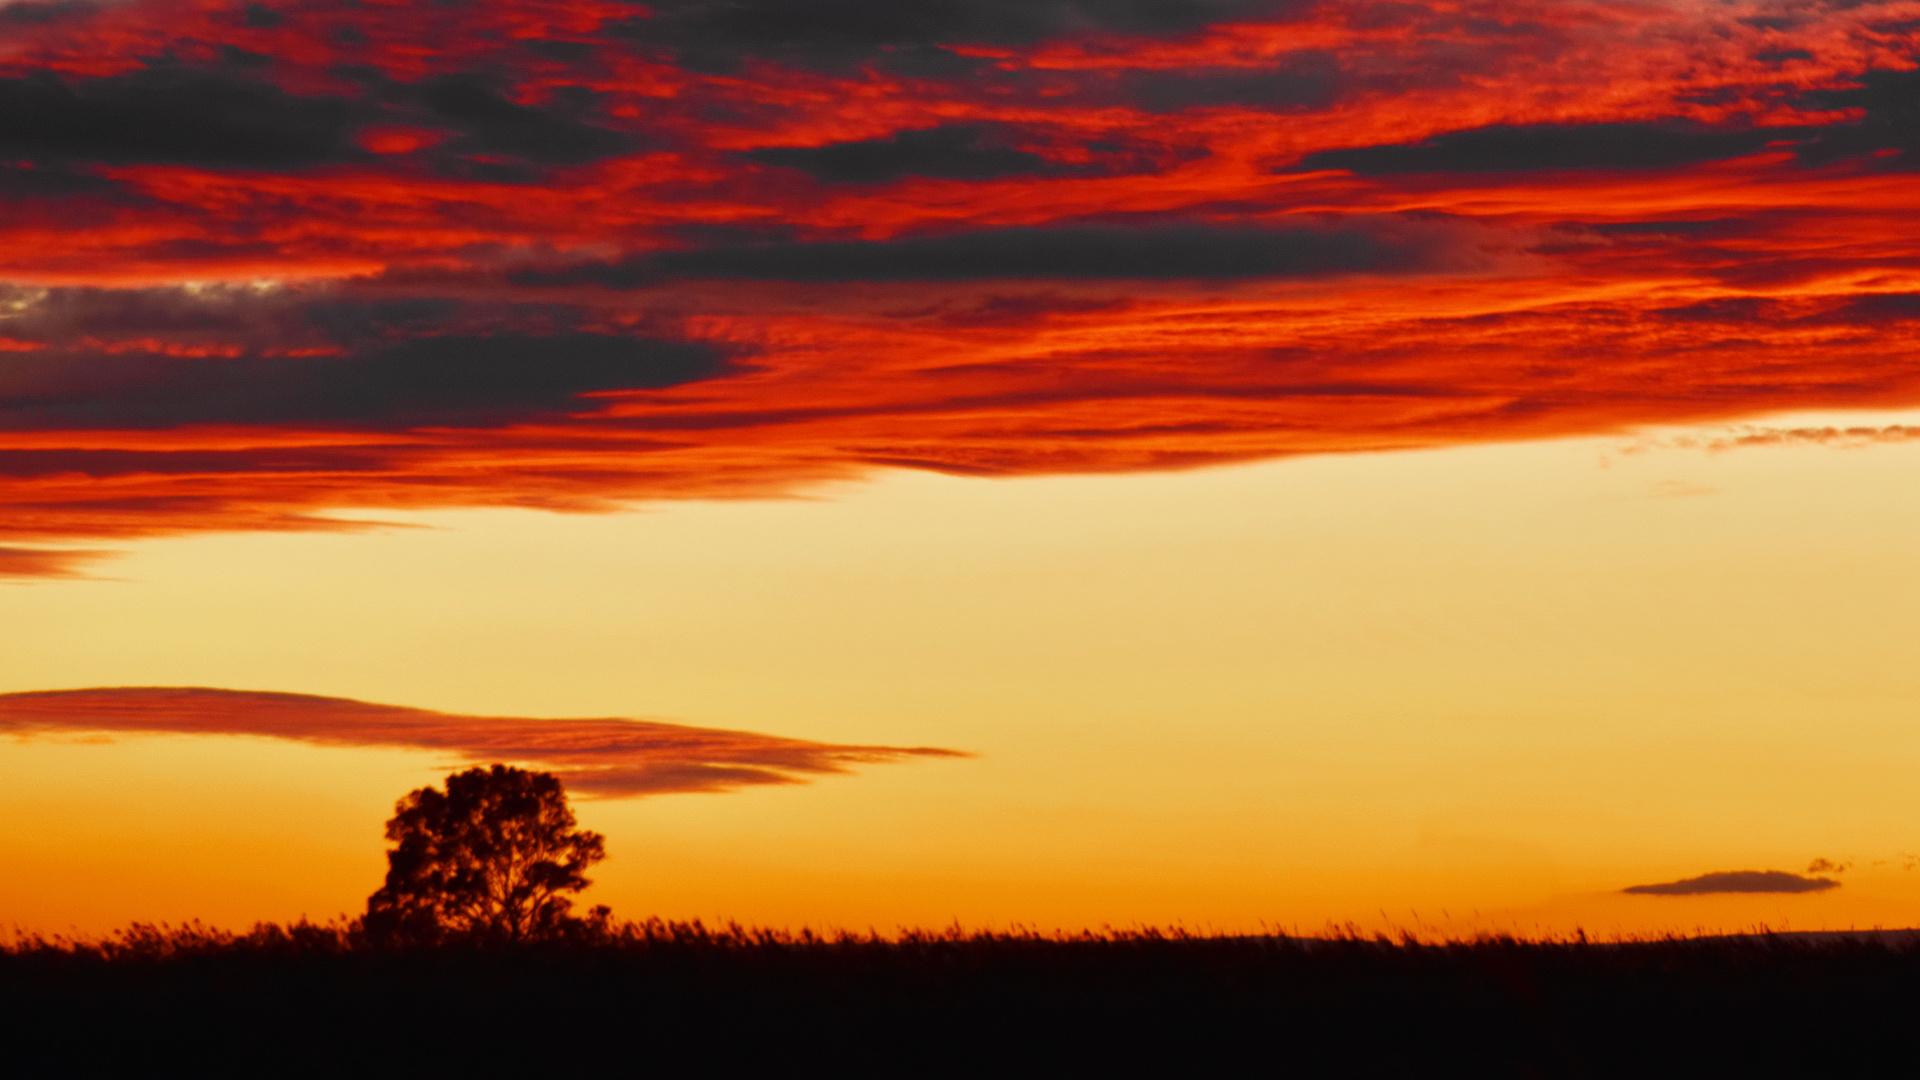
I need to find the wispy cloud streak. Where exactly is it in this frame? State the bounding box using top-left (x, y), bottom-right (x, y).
top-left (0, 687), bottom-right (965, 796)
top-left (0, 546), bottom-right (110, 579)
top-left (1624, 424), bottom-right (1920, 455)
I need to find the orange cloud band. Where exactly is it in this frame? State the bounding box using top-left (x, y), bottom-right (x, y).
top-left (0, 687), bottom-right (965, 796)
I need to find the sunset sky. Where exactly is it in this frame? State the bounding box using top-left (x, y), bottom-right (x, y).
top-left (3, 0), bottom-right (1920, 938)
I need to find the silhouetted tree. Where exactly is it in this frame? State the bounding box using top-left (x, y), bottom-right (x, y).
top-left (364, 765), bottom-right (607, 946)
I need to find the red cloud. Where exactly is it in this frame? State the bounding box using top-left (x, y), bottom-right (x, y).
top-left (1, 0), bottom-right (1917, 572)
top-left (0, 687), bottom-right (965, 796)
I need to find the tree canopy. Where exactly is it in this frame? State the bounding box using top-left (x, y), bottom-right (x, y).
top-left (364, 765), bottom-right (607, 945)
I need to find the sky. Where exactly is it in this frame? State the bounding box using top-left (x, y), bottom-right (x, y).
top-left (3, 0), bottom-right (1920, 937)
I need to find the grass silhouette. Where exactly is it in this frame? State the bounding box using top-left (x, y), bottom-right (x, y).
top-left (5, 918), bottom-right (1919, 1074)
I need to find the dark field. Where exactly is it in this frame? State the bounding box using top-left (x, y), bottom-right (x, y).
top-left (5, 921), bottom-right (1916, 1076)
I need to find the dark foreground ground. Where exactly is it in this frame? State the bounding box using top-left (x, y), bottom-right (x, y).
top-left (5, 921), bottom-right (1917, 1076)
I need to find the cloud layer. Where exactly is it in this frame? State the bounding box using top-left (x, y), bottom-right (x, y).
top-left (0, 686), bottom-right (964, 796)
top-left (1, 0), bottom-right (1918, 570)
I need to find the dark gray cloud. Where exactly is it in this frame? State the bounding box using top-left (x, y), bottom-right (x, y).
top-left (0, 332), bottom-right (725, 430)
top-left (1301, 70), bottom-right (1920, 179)
top-left (1648, 291), bottom-right (1920, 327)
top-left (1586, 219), bottom-right (1751, 238)
top-left (742, 123), bottom-right (1188, 183)
top-left (1623, 871), bottom-right (1840, 896)
top-left (622, 0), bottom-right (1294, 69)
top-left (3, 286), bottom-right (498, 343)
top-left (0, 64), bottom-right (638, 174)
top-left (241, 1), bottom-right (282, 28)
top-left (411, 75), bottom-right (637, 166)
top-left (0, 0), bottom-right (97, 25)
top-left (516, 220), bottom-right (1443, 285)
top-left (0, 284), bottom-right (730, 430)
top-left (860, 51), bottom-right (1357, 114)
top-left (1833, 292), bottom-right (1920, 321)
top-left (0, 445), bottom-right (395, 481)
top-left (0, 69), bottom-right (362, 168)
top-left (0, 160), bottom-right (126, 198)
top-left (1794, 68), bottom-right (1920, 163)
top-left (1297, 121), bottom-right (1805, 176)
top-left (745, 125), bottom-right (1058, 183)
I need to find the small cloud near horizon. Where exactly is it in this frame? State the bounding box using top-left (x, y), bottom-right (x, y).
top-left (1620, 424), bottom-right (1920, 458)
top-left (1623, 870), bottom-right (1841, 896)
top-left (0, 686), bottom-right (966, 797)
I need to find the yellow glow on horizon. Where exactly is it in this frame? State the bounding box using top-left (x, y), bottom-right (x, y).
top-left (5, 410), bottom-right (1920, 937)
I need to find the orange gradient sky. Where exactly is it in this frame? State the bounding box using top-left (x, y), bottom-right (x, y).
top-left (4, 0), bottom-right (1920, 937)
top-left (7, 412), bottom-right (1920, 936)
